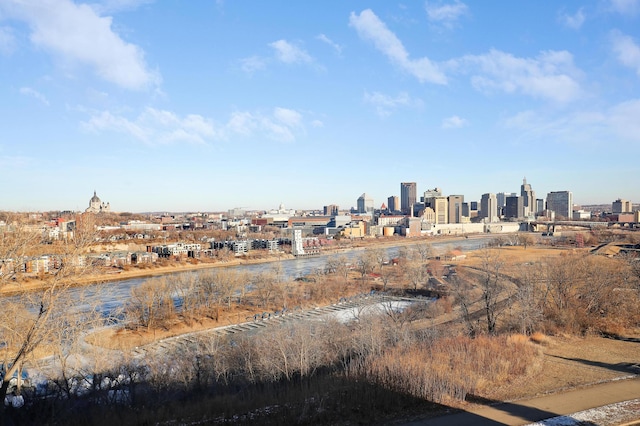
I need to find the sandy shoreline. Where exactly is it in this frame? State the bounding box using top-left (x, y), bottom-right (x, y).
top-left (1, 235), bottom-right (472, 296)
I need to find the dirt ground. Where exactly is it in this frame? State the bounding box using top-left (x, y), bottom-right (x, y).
top-left (485, 334), bottom-right (640, 402)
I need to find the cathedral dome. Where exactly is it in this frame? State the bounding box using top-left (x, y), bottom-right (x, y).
top-left (90, 191), bottom-right (101, 203)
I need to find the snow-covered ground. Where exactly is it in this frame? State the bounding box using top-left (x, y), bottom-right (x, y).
top-left (525, 398), bottom-right (640, 426)
top-left (322, 300), bottom-right (415, 323)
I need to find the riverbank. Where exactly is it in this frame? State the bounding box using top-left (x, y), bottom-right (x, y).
top-left (1, 234), bottom-right (476, 295)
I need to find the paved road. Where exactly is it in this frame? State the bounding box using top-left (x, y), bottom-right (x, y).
top-left (404, 377), bottom-right (640, 425)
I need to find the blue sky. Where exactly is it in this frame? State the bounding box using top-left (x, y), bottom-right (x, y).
top-left (1, 0), bottom-right (639, 213)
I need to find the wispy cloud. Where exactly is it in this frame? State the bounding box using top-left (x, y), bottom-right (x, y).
top-left (425, 1), bottom-right (469, 29)
top-left (90, 0), bottom-right (155, 14)
top-left (559, 8), bottom-right (586, 30)
top-left (0, 0), bottom-right (160, 90)
top-left (349, 9), bottom-right (447, 85)
top-left (608, 0), bottom-right (640, 16)
top-left (269, 39), bottom-right (313, 64)
top-left (363, 91), bottom-right (422, 117)
top-left (83, 107), bottom-right (309, 144)
top-left (19, 87), bottom-right (50, 106)
top-left (611, 30), bottom-right (640, 77)
top-left (0, 26), bottom-right (15, 54)
top-left (240, 55), bottom-right (266, 75)
top-left (316, 34), bottom-right (343, 54)
top-left (442, 115), bottom-right (468, 129)
top-left (450, 49), bottom-right (583, 103)
top-left (503, 99), bottom-right (640, 145)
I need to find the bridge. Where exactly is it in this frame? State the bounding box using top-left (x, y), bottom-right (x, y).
top-left (530, 220), bottom-right (639, 233)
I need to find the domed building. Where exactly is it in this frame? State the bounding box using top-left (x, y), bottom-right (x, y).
top-left (85, 190), bottom-right (111, 213)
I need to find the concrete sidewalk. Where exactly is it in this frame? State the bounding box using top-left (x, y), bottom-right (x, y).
top-left (404, 377), bottom-right (640, 425)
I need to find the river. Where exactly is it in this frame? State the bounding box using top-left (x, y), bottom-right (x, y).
top-left (12, 236), bottom-right (494, 316)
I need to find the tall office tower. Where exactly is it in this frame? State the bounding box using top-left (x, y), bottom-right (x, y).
top-left (505, 196), bottom-right (523, 219)
top-left (497, 192), bottom-right (517, 208)
top-left (447, 195), bottom-right (464, 224)
top-left (357, 193), bottom-right (374, 214)
top-left (387, 196), bottom-right (399, 213)
top-left (462, 203), bottom-right (469, 218)
top-left (425, 196), bottom-right (448, 224)
top-left (546, 191), bottom-right (573, 219)
top-left (612, 198), bottom-right (632, 213)
top-left (323, 204), bottom-right (339, 216)
top-left (480, 193), bottom-right (498, 222)
top-left (536, 199), bottom-right (544, 215)
top-left (520, 177), bottom-right (536, 217)
top-left (400, 182), bottom-right (417, 214)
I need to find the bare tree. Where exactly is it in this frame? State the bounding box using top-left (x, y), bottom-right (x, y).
top-left (125, 277), bottom-right (175, 330)
top-left (326, 255), bottom-right (350, 291)
top-left (450, 274), bottom-right (479, 336)
top-left (413, 242), bottom-right (433, 262)
top-left (355, 251), bottom-right (376, 288)
top-left (0, 212), bottom-right (99, 413)
top-left (513, 262), bottom-right (544, 334)
top-left (477, 249), bottom-right (508, 334)
top-left (405, 260), bottom-right (428, 291)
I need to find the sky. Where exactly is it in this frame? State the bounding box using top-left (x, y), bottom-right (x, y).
top-left (1, 0), bottom-right (639, 213)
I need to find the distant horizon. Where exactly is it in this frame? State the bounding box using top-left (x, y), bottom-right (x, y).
top-left (3, 189), bottom-right (632, 215)
top-left (1, 1), bottom-right (639, 212)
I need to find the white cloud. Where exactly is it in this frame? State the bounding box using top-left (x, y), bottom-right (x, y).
top-left (442, 115), bottom-right (468, 129)
top-left (1, 0), bottom-right (159, 90)
top-left (609, 0), bottom-right (640, 15)
top-left (349, 9), bottom-right (447, 85)
top-left (503, 99), bottom-right (640, 145)
top-left (363, 90), bottom-right (422, 117)
top-left (83, 108), bottom-right (215, 145)
top-left (240, 55), bottom-right (266, 75)
top-left (311, 119), bottom-right (324, 128)
top-left (83, 106), bottom-right (308, 144)
top-left (269, 39), bottom-right (312, 64)
top-left (425, 1), bottom-right (469, 28)
top-left (560, 8), bottom-right (585, 30)
top-left (0, 26), bottom-right (15, 54)
top-left (611, 30), bottom-right (640, 77)
top-left (273, 107), bottom-right (302, 128)
top-left (452, 49), bottom-right (583, 103)
top-left (19, 87), bottom-right (50, 106)
top-left (316, 34), bottom-right (343, 54)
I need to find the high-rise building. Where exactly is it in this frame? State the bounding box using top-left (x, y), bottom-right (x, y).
top-left (425, 196), bottom-right (448, 224)
top-left (536, 199), bottom-right (544, 215)
top-left (612, 198), bottom-right (632, 213)
top-left (357, 193), bottom-right (374, 214)
top-left (505, 196), bottom-right (523, 219)
top-left (323, 204), bottom-right (339, 216)
top-left (520, 178), bottom-right (536, 217)
top-left (546, 191), bottom-right (573, 219)
top-left (448, 195), bottom-right (464, 224)
top-left (497, 192), bottom-right (517, 210)
top-left (480, 193), bottom-right (498, 223)
top-left (423, 187), bottom-right (442, 199)
top-left (387, 196), bottom-right (399, 213)
top-left (400, 182), bottom-right (417, 214)
top-left (462, 203), bottom-right (469, 218)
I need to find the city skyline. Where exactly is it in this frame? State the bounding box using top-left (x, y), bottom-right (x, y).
top-left (1, 1), bottom-right (640, 212)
